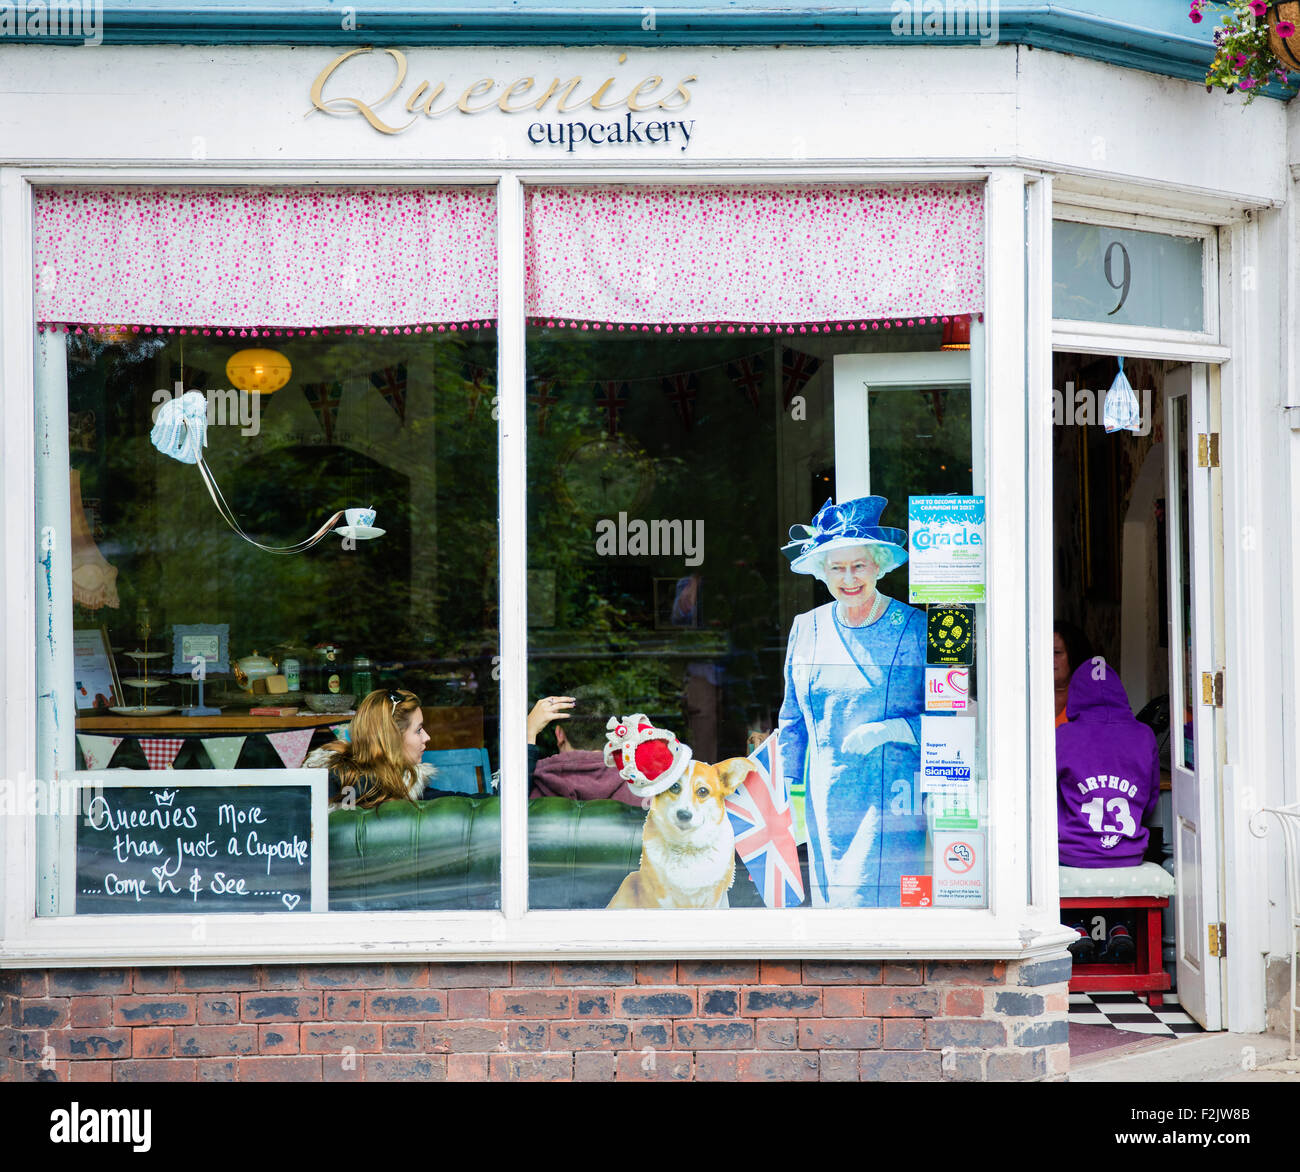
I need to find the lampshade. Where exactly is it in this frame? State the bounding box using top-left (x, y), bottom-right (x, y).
top-left (940, 317), bottom-right (971, 351)
top-left (226, 348), bottom-right (292, 394)
top-left (69, 469), bottom-right (120, 610)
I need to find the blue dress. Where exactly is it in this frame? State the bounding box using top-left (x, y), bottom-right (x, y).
top-left (778, 598), bottom-right (927, 907)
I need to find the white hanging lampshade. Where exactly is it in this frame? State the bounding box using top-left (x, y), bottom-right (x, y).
top-left (69, 469), bottom-right (120, 610)
top-left (226, 348), bottom-right (292, 394)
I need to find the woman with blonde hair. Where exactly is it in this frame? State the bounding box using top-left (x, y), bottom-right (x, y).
top-left (305, 688), bottom-right (432, 808)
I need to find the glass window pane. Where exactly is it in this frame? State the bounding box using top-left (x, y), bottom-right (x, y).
top-left (525, 322), bottom-right (988, 910)
top-left (37, 325), bottom-right (500, 915)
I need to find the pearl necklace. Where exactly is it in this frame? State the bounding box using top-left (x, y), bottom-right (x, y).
top-left (840, 590), bottom-right (887, 628)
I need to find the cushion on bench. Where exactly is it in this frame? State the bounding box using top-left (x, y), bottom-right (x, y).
top-left (1059, 861), bottom-right (1175, 900)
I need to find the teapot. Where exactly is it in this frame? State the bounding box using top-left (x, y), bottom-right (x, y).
top-left (232, 650), bottom-right (277, 692)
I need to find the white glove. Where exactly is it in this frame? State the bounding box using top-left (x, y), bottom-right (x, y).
top-left (842, 718), bottom-right (915, 757)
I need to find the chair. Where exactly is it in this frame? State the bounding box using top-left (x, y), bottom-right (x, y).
top-left (1263, 803), bottom-right (1300, 1059)
top-left (421, 746), bottom-right (492, 795)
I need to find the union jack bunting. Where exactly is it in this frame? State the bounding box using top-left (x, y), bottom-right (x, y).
top-left (725, 732), bottom-right (805, 908)
top-left (302, 380), bottom-right (344, 443)
top-left (529, 379), bottom-right (559, 433)
top-left (725, 354), bottom-right (766, 409)
top-left (781, 347), bottom-right (822, 410)
top-left (369, 362), bottom-right (408, 424)
top-left (461, 363), bottom-right (494, 421)
top-left (660, 371), bottom-right (698, 430)
top-left (594, 380), bottom-right (629, 438)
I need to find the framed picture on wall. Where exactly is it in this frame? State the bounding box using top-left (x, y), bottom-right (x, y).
top-left (73, 626), bottom-right (123, 710)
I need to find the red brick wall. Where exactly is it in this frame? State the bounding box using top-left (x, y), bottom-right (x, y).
top-left (1, 956), bottom-right (1070, 1082)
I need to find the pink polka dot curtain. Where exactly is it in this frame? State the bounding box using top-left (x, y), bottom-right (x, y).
top-left (33, 187), bottom-right (498, 330)
top-left (523, 184), bottom-right (984, 329)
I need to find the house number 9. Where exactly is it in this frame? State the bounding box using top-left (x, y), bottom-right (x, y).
top-left (1103, 240), bottom-right (1131, 316)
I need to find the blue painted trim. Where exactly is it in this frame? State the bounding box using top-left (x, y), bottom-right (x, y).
top-left (1, 2), bottom-right (1293, 100)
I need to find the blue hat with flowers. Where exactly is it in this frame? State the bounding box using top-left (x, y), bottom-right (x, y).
top-left (781, 496), bottom-right (909, 576)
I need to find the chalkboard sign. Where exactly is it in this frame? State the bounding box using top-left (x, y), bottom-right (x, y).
top-left (68, 770), bottom-right (327, 914)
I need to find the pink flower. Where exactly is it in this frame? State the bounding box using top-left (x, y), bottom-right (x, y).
top-left (1249, 0), bottom-right (1268, 15)
top-left (1189, 6), bottom-right (1203, 22)
top-left (1234, 53), bottom-right (1249, 68)
top-left (1240, 76), bottom-right (1258, 88)
top-left (1279, 19), bottom-right (1296, 36)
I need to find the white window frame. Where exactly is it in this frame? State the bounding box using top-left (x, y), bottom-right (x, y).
top-left (0, 164), bottom-right (1073, 966)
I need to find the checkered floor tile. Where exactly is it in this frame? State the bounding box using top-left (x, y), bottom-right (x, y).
top-left (1069, 991), bottom-right (1204, 1038)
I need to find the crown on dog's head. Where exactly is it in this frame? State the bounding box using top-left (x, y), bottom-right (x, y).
top-left (603, 714), bottom-right (693, 797)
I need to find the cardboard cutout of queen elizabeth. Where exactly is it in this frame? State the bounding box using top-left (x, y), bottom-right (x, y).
top-left (778, 497), bottom-right (927, 907)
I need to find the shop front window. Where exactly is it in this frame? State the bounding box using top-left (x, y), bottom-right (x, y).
top-left (522, 184), bottom-right (991, 911)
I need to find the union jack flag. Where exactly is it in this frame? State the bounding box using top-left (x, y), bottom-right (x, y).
top-left (725, 733), bottom-right (805, 908)
top-left (529, 378), bottom-right (559, 433)
top-left (594, 380), bottom-right (629, 438)
top-left (302, 380), bottom-right (344, 443)
top-left (660, 371), bottom-right (698, 430)
top-left (725, 355), bottom-right (766, 409)
top-left (781, 347), bottom-right (822, 409)
top-left (462, 363), bottom-right (494, 421)
top-left (369, 362), bottom-right (408, 424)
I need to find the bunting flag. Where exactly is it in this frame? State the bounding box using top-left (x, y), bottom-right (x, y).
top-left (267, 727), bottom-right (316, 770)
top-left (200, 736), bottom-right (246, 771)
top-left (462, 362), bottom-right (494, 421)
top-left (139, 737), bottom-right (186, 771)
top-left (529, 379), bottom-right (559, 434)
top-left (369, 363), bottom-right (408, 425)
top-left (660, 372), bottom-right (699, 430)
top-left (302, 380), bottom-right (344, 443)
top-left (725, 355), bottom-right (766, 409)
top-left (77, 734), bottom-right (123, 771)
top-left (781, 347), bottom-right (822, 409)
top-left (921, 388), bottom-right (947, 428)
top-left (593, 380), bottom-right (630, 438)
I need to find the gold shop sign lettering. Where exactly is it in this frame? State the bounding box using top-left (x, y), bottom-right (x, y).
top-left (310, 47), bottom-right (698, 142)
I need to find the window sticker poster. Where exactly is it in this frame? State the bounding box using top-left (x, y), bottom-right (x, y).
top-left (908, 496), bottom-right (985, 604)
top-left (920, 714), bottom-right (975, 795)
top-left (925, 666), bottom-right (970, 713)
top-left (926, 604), bottom-right (974, 666)
top-left (933, 830), bottom-right (987, 907)
top-left (73, 627), bottom-right (121, 710)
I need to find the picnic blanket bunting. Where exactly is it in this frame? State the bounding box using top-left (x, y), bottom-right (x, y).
top-left (725, 355), bottom-right (766, 409)
top-left (200, 736), bottom-right (246, 771)
top-left (660, 372), bottom-right (698, 430)
top-left (724, 732), bottom-right (805, 908)
top-left (267, 727), bottom-right (315, 770)
top-left (302, 380), bottom-right (344, 443)
top-left (139, 737), bottom-right (186, 771)
top-left (781, 347), bottom-right (822, 410)
top-left (77, 734), bottom-right (123, 771)
top-left (369, 363), bottom-right (408, 425)
top-left (593, 380), bottom-right (629, 438)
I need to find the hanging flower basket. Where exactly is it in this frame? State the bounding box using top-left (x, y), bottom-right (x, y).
top-left (1268, 1), bottom-right (1300, 69)
top-left (1191, 0), bottom-right (1296, 100)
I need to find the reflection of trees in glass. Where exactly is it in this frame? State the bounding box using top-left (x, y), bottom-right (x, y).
top-left (866, 386), bottom-right (973, 506)
top-left (64, 331), bottom-right (498, 705)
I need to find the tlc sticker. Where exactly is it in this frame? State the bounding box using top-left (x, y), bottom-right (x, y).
top-left (900, 875), bottom-right (932, 907)
top-left (925, 666), bottom-right (970, 713)
top-left (926, 604), bottom-right (974, 666)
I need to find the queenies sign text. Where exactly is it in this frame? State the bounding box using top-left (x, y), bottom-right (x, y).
top-left (310, 48), bottom-right (698, 152)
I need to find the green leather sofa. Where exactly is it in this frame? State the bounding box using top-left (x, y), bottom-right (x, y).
top-left (328, 795), bottom-right (762, 910)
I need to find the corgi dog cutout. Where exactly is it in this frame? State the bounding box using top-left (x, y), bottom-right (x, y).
top-left (608, 757), bottom-right (753, 909)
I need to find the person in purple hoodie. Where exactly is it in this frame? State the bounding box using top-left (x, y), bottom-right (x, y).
top-left (1056, 659), bottom-right (1160, 868)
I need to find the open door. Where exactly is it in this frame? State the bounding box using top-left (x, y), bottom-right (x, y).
top-left (1164, 364), bottom-right (1224, 1030)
